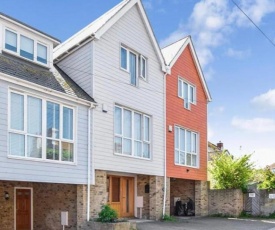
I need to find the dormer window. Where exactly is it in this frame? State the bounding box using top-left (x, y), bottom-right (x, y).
top-left (4, 29), bottom-right (48, 66)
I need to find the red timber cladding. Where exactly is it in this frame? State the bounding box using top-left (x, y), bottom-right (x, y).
top-left (166, 44), bottom-right (208, 181)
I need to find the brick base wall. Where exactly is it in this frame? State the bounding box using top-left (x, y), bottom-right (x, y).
top-left (0, 181), bottom-right (77, 230)
top-left (195, 180), bottom-right (208, 216)
top-left (137, 175), bottom-right (150, 218)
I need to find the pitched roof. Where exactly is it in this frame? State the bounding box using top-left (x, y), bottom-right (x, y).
top-left (0, 12), bottom-right (60, 46)
top-left (54, 0), bottom-right (166, 71)
top-left (161, 36), bottom-right (212, 102)
top-left (0, 53), bottom-right (95, 102)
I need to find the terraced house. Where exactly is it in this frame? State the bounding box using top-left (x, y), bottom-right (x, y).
top-left (0, 0), bottom-right (212, 229)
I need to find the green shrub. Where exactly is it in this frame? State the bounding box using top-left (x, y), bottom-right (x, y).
top-left (98, 205), bottom-right (118, 223)
top-left (162, 214), bottom-right (176, 222)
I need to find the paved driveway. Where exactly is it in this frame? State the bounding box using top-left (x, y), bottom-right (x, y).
top-left (136, 217), bottom-right (275, 230)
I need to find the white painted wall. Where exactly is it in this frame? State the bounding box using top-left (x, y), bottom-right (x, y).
top-left (92, 5), bottom-right (164, 176)
top-left (0, 79), bottom-right (91, 184)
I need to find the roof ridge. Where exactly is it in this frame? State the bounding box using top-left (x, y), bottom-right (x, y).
top-left (161, 35), bottom-right (190, 50)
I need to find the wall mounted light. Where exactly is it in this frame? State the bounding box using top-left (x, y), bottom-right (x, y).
top-left (168, 125), bottom-right (173, 132)
top-left (4, 191), bottom-right (9, 201)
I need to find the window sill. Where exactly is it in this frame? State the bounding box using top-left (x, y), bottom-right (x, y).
top-left (7, 155), bottom-right (77, 166)
top-left (174, 163), bottom-right (199, 169)
top-left (114, 152), bottom-right (152, 161)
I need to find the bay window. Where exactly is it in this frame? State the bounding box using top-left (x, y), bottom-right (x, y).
top-left (9, 91), bottom-right (75, 163)
top-left (114, 105), bottom-right (151, 159)
top-left (175, 126), bottom-right (198, 167)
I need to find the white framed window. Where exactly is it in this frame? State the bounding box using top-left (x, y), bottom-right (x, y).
top-left (114, 105), bottom-right (151, 159)
top-left (178, 78), bottom-right (196, 109)
top-left (9, 91), bottom-right (75, 163)
top-left (175, 126), bottom-right (198, 167)
top-left (120, 45), bottom-right (147, 85)
top-left (140, 55), bottom-right (147, 80)
top-left (4, 29), bottom-right (49, 65)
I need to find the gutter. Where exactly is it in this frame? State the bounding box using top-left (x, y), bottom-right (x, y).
top-left (162, 69), bottom-right (169, 217)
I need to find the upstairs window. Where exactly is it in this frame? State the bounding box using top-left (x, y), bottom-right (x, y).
top-left (9, 91), bottom-right (75, 163)
top-left (120, 46), bottom-right (147, 86)
top-left (175, 126), bottom-right (198, 167)
top-left (178, 78), bottom-right (196, 109)
top-left (114, 105), bottom-right (151, 159)
top-left (4, 29), bottom-right (48, 65)
top-left (5, 30), bottom-right (17, 52)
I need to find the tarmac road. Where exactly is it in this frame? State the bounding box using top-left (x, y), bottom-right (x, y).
top-left (136, 217), bottom-right (275, 230)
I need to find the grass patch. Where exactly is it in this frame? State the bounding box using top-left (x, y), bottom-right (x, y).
top-left (162, 214), bottom-right (176, 222)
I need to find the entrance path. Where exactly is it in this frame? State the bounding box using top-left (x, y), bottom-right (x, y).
top-left (136, 217), bottom-right (275, 230)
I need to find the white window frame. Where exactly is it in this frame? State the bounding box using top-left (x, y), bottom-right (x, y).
top-left (174, 126), bottom-right (199, 168)
top-left (114, 105), bottom-right (151, 160)
top-left (8, 90), bottom-right (76, 164)
top-left (3, 28), bottom-right (49, 67)
top-left (178, 77), bottom-right (196, 110)
top-left (139, 55), bottom-right (147, 80)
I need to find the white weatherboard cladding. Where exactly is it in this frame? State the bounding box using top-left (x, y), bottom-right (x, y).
top-left (93, 5), bottom-right (165, 176)
top-left (0, 79), bottom-right (91, 184)
top-left (58, 42), bottom-right (93, 96)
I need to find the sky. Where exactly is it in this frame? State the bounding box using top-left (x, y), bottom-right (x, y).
top-left (1, 0), bottom-right (275, 168)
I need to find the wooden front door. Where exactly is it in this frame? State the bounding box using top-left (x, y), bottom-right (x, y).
top-left (108, 176), bottom-right (134, 217)
top-left (16, 188), bottom-right (32, 230)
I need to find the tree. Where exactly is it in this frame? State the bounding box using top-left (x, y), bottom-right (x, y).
top-left (257, 167), bottom-right (275, 190)
top-left (209, 151), bottom-right (254, 190)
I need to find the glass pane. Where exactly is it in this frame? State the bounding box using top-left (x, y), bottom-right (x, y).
top-left (187, 153), bottom-right (192, 166)
top-left (134, 113), bottom-right (141, 140)
top-left (111, 177), bottom-right (120, 202)
top-left (123, 138), bottom-right (131, 155)
top-left (180, 129), bottom-right (185, 151)
top-left (11, 93), bottom-right (24, 131)
top-left (114, 137), bottom-right (122, 153)
top-left (129, 52), bottom-right (137, 85)
top-left (47, 102), bottom-right (60, 139)
top-left (142, 57), bottom-right (146, 78)
top-left (5, 30), bottom-right (17, 52)
top-left (178, 79), bottom-right (183, 98)
top-left (62, 142), bottom-right (74, 162)
top-left (114, 107), bottom-right (122, 135)
top-left (190, 86), bottom-right (194, 103)
top-left (9, 133), bottom-right (25, 156)
top-left (180, 151), bottom-right (185, 165)
top-left (123, 110), bottom-right (131, 138)
top-left (120, 47), bottom-right (127, 70)
top-left (192, 133), bottom-right (197, 153)
top-left (27, 136), bottom-right (42, 158)
top-left (175, 150), bottom-right (179, 164)
top-left (175, 127), bottom-right (179, 149)
top-left (20, 35), bottom-right (34, 60)
top-left (46, 139), bottom-right (59, 160)
top-left (63, 107), bottom-right (73, 140)
top-left (37, 43), bottom-right (47, 64)
top-left (192, 155), bottom-right (197, 167)
top-left (186, 131), bottom-right (191, 152)
top-left (134, 141), bottom-right (142, 157)
top-left (143, 143), bottom-right (150, 158)
top-left (27, 96), bottom-right (42, 135)
top-left (144, 116), bottom-right (150, 141)
top-left (183, 82), bottom-right (189, 108)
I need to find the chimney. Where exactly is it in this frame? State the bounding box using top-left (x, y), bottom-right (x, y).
top-left (217, 141), bottom-right (223, 151)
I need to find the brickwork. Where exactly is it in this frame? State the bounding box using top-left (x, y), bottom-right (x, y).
top-left (90, 170), bottom-right (108, 218)
top-left (0, 181), bottom-right (77, 230)
top-left (170, 179), bottom-right (195, 215)
top-left (149, 176), bottom-right (169, 220)
top-left (208, 189), bottom-right (243, 217)
top-left (77, 185), bottom-right (88, 229)
top-left (195, 180), bottom-right (208, 216)
top-left (137, 175), bottom-right (150, 218)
